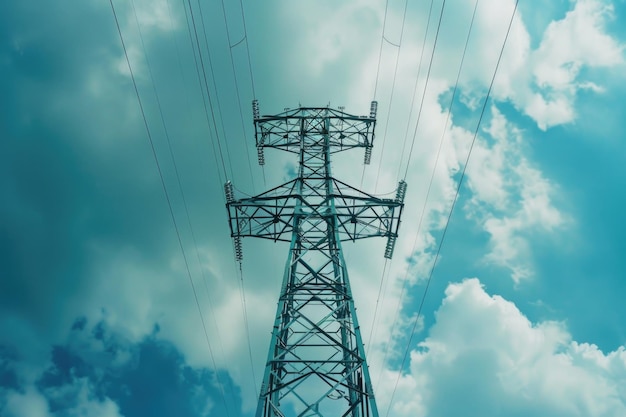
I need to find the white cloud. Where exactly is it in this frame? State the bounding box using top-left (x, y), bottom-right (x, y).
top-left (444, 0), bottom-right (624, 130)
top-left (2, 387), bottom-right (53, 417)
top-left (532, 0), bottom-right (623, 88)
top-left (130, 0), bottom-right (175, 32)
top-left (377, 278), bottom-right (626, 417)
top-left (280, 0), bottom-right (380, 79)
top-left (501, 0), bottom-right (623, 129)
top-left (465, 106), bottom-right (565, 281)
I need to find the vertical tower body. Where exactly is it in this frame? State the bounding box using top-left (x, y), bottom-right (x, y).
top-left (225, 104), bottom-right (406, 417)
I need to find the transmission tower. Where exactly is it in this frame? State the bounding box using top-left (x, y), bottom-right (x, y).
top-left (225, 101), bottom-right (406, 417)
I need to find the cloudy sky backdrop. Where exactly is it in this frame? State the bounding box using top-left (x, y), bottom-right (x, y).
top-left (1, 0), bottom-right (625, 416)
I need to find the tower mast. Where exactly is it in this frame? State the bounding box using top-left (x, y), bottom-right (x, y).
top-left (225, 102), bottom-right (406, 417)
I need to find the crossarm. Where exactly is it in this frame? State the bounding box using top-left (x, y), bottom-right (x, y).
top-left (253, 105), bottom-right (377, 154)
top-left (225, 180), bottom-right (406, 248)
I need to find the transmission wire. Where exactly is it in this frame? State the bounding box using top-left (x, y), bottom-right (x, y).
top-left (372, 0), bottom-right (410, 193)
top-left (219, 0), bottom-right (257, 192)
top-left (236, 0), bottom-right (267, 189)
top-left (179, 2), bottom-right (228, 183)
top-left (366, 259), bottom-right (388, 351)
top-left (396, 0), bottom-right (436, 181)
top-left (108, 2), bottom-right (232, 416)
top-left (379, 0), bottom-right (475, 380)
top-left (184, 0), bottom-right (231, 181)
top-left (401, 0), bottom-right (447, 181)
top-left (130, 1), bottom-right (239, 408)
top-left (238, 0), bottom-right (256, 99)
top-left (384, 2), bottom-right (519, 415)
top-left (367, 0), bottom-right (436, 371)
top-left (217, 0), bottom-right (262, 394)
top-left (236, 262), bottom-right (259, 397)
top-left (168, 3), bottom-right (260, 411)
top-left (194, 0), bottom-right (238, 183)
top-left (372, 0), bottom-right (390, 100)
top-left (365, 1), bottom-right (438, 361)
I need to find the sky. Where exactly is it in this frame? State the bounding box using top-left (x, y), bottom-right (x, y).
top-left (1, 0), bottom-right (625, 416)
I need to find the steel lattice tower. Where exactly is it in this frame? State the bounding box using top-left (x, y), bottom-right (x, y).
top-left (225, 102), bottom-right (406, 417)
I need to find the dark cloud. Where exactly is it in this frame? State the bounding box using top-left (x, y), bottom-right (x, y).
top-left (0, 0), bottom-right (232, 345)
top-left (0, 318), bottom-right (241, 417)
top-left (2, 1), bottom-right (625, 416)
top-left (0, 346), bottom-right (20, 391)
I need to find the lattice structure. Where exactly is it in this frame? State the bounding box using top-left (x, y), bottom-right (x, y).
top-left (225, 102), bottom-right (406, 417)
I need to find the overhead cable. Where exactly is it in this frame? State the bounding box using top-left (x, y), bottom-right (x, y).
top-left (372, 0), bottom-right (391, 100)
top-left (373, 0), bottom-right (410, 193)
top-left (384, 1), bottom-right (519, 415)
top-left (219, 0), bottom-right (257, 192)
top-left (109, 2), bottom-right (232, 416)
top-left (401, 0), bottom-right (448, 181)
top-left (184, 0), bottom-right (231, 181)
top-left (395, 0), bottom-right (436, 181)
top-left (238, 0), bottom-right (257, 99)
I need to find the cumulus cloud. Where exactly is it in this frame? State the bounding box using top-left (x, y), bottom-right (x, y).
top-left (0, 318), bottom-right (235, 417)
top-left (499, 0), bottom-right (623, 129)
top-left (377, 278), bottom-right (626, 417)
top-left (464, 106), bottom-right (565, 281)
top-left (346, 0), bottom-right (624, 287)
top-left (2, 0), bottom-right (625, 415)
top-left (2, 388), bottom-right (53, 417)
top-left (440, 0), bottom-right (624, 130)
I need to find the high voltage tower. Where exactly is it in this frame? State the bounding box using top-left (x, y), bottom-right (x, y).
top-left (225, 101), bottom-right (407, 417)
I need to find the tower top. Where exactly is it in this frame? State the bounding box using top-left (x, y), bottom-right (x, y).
top-left (252, 100), bottom-right (378, 160)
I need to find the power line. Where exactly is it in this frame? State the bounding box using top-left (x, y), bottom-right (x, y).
top-left (108, 2), bottom-right (232, 416)
top-left (366, 259), bottom-right (389, 353)
top-left (179, 2), bottom-right (263, 407)
top-left (168, 2), bottom-right (256, 410)
top-left (183, 0), bottom-right (231, 181)
top-left (402, 0), bottom-right (447, 181)
top-left (130, 1), bottom-right (239, 408)
top-left (381, 0), bottom-right (478, 374)
top-left (367, 1), bottom-right (437, 361)
top-left (194, 0), bottom-right (237, 183)
top-left (180, 0), bottom-right (261, 398)
top-left (396, 0), bottom-right (436, 181)
top-left (372, 0), bottom-right (390, 100)
top-left (361, 0), bottom-right (409, 190)
top-left (236, 262), bottom-right (259, 397)
top-left (372, 0), bottom-right (447, 388)
top-left (384, 1), bottom-right (519, 414)
top-left (238, 0), bottom-right (256, 99)
top-left (237, 0), bottom-right (267, 189)
top-left (373, 0), bottom-right (410, 193)
top-left (217, 0), bottom-right (262, 393)
top-left (219, 0), bottom-right (257, 192)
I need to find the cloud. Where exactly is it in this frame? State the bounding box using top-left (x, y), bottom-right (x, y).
top-left (1, 0), bottom-right (625, 416)
top-left (500, 0), bottom-right (623, 129)
top-left (465, 106), bottom-right (565, 281)
top-left (377, 278), bottom-right (626, 417)
top-left (0, 318), bottom-right (238, 417)
top-left (43, 378), bottom-right (123, 417)
top-left (441, 0), bottom-right (624, 130)
top-left (343, 0), bottom-right (624, 287)
top-left (2, 387), bottom-right (54, 417)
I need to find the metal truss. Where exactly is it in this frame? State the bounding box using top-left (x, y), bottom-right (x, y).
top-left (225, 103), bottom-right (406, 417)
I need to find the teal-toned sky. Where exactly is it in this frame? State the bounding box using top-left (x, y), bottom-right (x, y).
top-left (1, 0), bottom-right (625, 416)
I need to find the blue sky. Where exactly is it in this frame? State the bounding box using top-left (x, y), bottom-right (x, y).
top-left (1, 0), bottom-right (625, 416)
